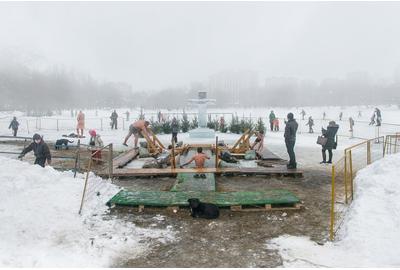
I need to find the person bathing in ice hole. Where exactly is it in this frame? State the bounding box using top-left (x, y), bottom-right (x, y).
top-left (180, 147), bottom-right (210, 178)
top-left (251, 130), bottom-right (265, 154)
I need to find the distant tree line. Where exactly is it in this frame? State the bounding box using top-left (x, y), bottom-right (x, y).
top-left (1, 52), bottom-right (399, 112)
top-left (0, 56), bottom-right (138, 114)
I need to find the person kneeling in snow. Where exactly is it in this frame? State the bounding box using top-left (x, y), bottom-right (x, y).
top-left (88, 129), bottom-right (104, 164)
top-left (18, 133), bottom-right (51, 167)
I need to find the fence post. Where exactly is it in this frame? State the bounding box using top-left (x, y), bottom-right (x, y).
top-left (26, 120), bottom-right (29, 134)
top-left (74, 139), bottom-right (81, 178)
top-left (215, 136), bottom-right (219, 168)
top-left (171, 139), bottom-right (176, 169)
top-left (78, 157), bottom-right (93, 215)
top-left (349, 150), bottom-right (353, 201)
top-left (367, 140), bottom-right (371, 165)
top-left (57, 119), bottom-right (59, 131)
top-left (330, 164), bottom-right (335, 241)
top-left (108, 143), bottom-right (113, 179)
top-left (344, 151), bottom-right (348, 204)
top-left (122, 118), bottom-right (125, 130)
top-left (100, 118), bottom-right (103, 131)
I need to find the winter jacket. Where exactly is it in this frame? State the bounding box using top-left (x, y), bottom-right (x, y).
top-left (269, 112), bottom-right (276, 123)
top-left (20, 141), bottom-right (51, 161)
top-left (110, 112), bottom-right (118, 120)
top-left (171, 121), bottom-right (179, 133)
top-left (322, 123), bottom-right (339, 150)
top-left (9, 119), bottom-right (19, 130)
top-left (89, 135), bottom-right (104, 148)
top-left (284, 119), bottom-right (298, 142)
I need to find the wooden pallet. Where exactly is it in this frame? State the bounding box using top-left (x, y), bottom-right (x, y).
top-left (230, 202), bottom-right (303, 212)
top-left (100, 166), bottom-right (303, 178)
top-left (114, 203), bottom-right (302, 213)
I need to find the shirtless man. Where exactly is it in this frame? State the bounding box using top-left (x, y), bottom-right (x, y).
top-left (180, 147), bottom-right (210, 178)
top-left (123, 120), bottom-right (150, 148)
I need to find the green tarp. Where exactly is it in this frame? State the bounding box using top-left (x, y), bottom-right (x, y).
top-left (170, 173), bottom-right (216, 192)
top-left (107, 189), bottom-right (300, 207)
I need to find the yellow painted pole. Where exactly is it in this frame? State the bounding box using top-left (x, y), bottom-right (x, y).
top-left (330, 164), bottom-right (335, 241)
top-left (344, 151), bottom-right (348, 204)
top-left (349, 150), bottom-right (354, 201)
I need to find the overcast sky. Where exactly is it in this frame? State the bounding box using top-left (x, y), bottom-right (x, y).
top-left (1, 1), bottom-right (400, 90)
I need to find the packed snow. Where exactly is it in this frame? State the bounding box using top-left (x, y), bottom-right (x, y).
top-left (0, 157), bottom-right (175, 267)
top-left (267, 152), bottom-right (400, 267)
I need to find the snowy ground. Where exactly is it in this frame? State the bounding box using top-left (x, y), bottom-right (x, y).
top-left (0, 157), bottom-right (175, 267)
top-left (267, 153), bottom-right (400, 267)
top-left (1, 105), bottom-right (392, 164)
top-left (1, 105), bottom-right (399, 267)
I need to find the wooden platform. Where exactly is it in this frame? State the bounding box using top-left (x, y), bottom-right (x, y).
top-left (100, 166), bottom-right (302, 178)
top-left (113, 148), bottom-right (139, 168)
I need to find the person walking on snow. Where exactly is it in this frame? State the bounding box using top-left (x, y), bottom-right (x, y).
top-left (110, 110), bottom-right (118, 129)
top-left (306, 116), bottom-right (314, 133)
top-left (284, 113), bottom-right (298, 169)
top-left (8, 116), bottom-right (19, 137)
top-left (76, 110), bottom-right (85, 137)
top-left (375, 107), bottom-right (382, 126)
top-left (349, 117), bottom-right (355, 138)
top-left (171, 117), bottom-right (179, 143)
top-left (269, 110), bottom-right (276, 131)
top-left (18, 133), bottom-right (51, 167)
top-left (125, 111), bottom-right (130, 122)
top-left (300, 109), bottom-right (306, 120)
top-left (320, 121), bottom-right (339, 164)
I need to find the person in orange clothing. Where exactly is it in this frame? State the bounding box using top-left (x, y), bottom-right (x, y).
top-left (76, 110), bottom-right (85, 137)
top-left (123, 119), bottom-right (150, 148)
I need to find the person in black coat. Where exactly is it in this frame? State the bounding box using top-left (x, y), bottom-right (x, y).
top-left (284, 113), bottom-right (298, 169)
top-left (320, 121), bottom-right (339, 164)
top-left (8, 117), bottom-right (19, 137)
top-left (18, 133), bottom-right (52, 167)
top-left (171, 117), bottom-right (179, 143)
top-left (110, 110), bottom-right (118, 129)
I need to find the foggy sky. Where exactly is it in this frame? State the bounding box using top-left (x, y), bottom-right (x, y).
top-left (1, 1), bottom-right (400, 90)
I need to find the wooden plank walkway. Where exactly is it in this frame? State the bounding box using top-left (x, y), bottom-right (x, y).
top-left (113, 148), bottom-right (139, 168)
top-left (100, 166), bottom-right (302, 177)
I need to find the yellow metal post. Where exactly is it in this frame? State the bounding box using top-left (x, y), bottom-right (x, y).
top-left (344, 151), bottom-right (348, 204)
top-left (330, 164), bottom-right (335, 241)
top-left (349, 150), bottom-right (354, 201)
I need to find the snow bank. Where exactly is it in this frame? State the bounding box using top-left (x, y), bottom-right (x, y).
top-left (0, 157), bottom-right (175, 267)
top-left (267, 153), bottom-right (400, 267)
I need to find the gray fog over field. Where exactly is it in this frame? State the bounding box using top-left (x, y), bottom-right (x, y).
top-left (1, 1), bottom-right (400, 109)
